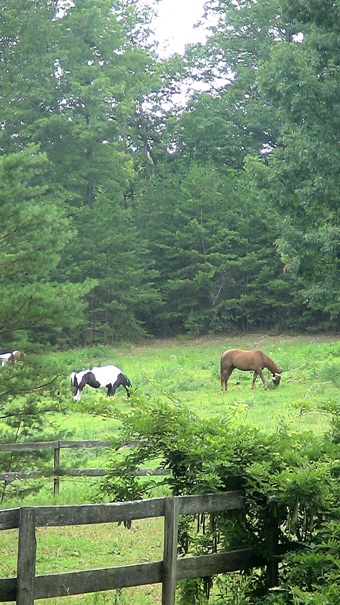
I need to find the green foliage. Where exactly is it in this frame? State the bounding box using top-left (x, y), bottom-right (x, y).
top-left (0, 352), bottom-right (71, 501)
top-left (251, 0), bottom-right (340, 319)
top-left (1, 0), bottom-right (339, 344)
top-left (95, 390), bottom-right (338, 604)
top-left (62, 196), bottom-right (161, 344)
top-left (0, 147), bottom-right (92, 346)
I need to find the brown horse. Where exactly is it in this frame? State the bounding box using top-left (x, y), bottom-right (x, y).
top-left (220, 349), bottom-right (282, 391)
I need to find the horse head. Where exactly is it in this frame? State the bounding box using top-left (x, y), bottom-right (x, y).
top-left (0, 350), bottom-right (25, 366)
top-left (272, 372), bottom-right (281, 387)
top-left (13, 350), bottom-right (25, 363)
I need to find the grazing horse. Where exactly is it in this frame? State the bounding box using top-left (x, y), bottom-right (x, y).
top-left (220, 349), bottom-right (282, 391)
top-left (70, 365), bottom-right (131, 402)
top-left (0, 350), bottom-right (25, 366)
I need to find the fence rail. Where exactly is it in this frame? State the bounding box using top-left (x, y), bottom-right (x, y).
top-left (0, 491), bottom-right (279, 605)
top-left (0, 440), bottom-right (167, 495)
top-left (0, 440), bottom-right (113, 452)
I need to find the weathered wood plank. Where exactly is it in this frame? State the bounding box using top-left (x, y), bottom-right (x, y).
top-left (0, 440), bottom-right (112, 452)
top-left (1, 499), bottom-right (165, 531)
top-left (59, 440), bottom-right (112, 449)
top-left (0, 467), bottom-right (169, 482)
top-left (162, 498), bottom-right (179, 605)
top-left (0, 507), bottom-right (20, 530)
top-left (0, 441), bottom-right (58, 451)
top-left (177, 548), bottom-right (267, 579)
top-left (33, 562), bottom-right (163, 599)
top-left (32, 550), bottom-right (266, 599)
top-left (0, 500), bottom-right (166, 531)
top-left (0, 470), bottom-right (54, 481)
top-left (31, 498), bottom-right (167, 526)
top-left (17, 508), bottom-right (36, 605)
top-left (64, 469), bottom-right (107, 477)
top-left (0, 469), bottom-right (108, 481)
top-left (178, 492), bottom-right (244, 514)
top-left (0, 492), bottom-right (244, 531)
top-left (0, 550), bottom-right (267, 602)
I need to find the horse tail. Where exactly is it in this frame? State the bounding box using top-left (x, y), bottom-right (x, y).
top-left (220, 349), bottom-right (233, 380)
top-left (70, 372), bottom-right (77, 388)
top-left (220, 355), bottom-right (223, 378)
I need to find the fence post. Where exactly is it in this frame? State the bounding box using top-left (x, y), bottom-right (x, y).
top-left (265, 503), bottom-right (279, 588)
top-left (17, 508), bottom-right (36, 605)
top-left (53, 441), bottom-right (61, 496)
top-left (162, 497), bottom-right (179, 605)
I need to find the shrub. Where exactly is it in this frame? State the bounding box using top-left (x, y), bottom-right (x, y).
top-left (95, 396), bottom-right (339, 603)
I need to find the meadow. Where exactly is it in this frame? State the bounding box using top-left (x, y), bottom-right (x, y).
top-left (1, 333), bottom-right (339, 604)
top-left (57, 333), bottom-right (339, 439)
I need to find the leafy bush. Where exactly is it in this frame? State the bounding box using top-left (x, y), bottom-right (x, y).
top-left (94, 396), bottom-right (339, 604)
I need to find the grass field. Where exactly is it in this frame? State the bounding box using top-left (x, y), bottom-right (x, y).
top-left (1, 333), bottom-right (339, 604)
top-left (57, 333), bottom-right (338, 439)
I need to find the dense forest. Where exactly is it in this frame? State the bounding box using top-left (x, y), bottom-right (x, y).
top-left (1, 0), bottom-right (339, 348)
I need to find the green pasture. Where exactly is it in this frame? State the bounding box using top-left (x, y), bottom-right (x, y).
top-left (1, 334), bottom-right (339, 604)
top-left (55, 333), bottom-right (339, 440)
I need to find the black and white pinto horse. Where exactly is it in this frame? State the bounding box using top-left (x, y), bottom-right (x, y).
top-left (0, 350), bottom-right (25, 366)
top-left (70, 365), bottom-right (131, 401)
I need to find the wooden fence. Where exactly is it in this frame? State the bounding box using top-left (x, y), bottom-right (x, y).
top-left (0, 490), bottom-right (280, 605)
top-left (0, 440), bottom-right (166, 496)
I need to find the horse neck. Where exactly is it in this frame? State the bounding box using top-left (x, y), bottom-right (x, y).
top-left (263, 354), bottom-right (280, 374)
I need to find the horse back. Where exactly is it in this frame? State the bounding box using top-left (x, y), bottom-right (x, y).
top-left (221, 349), bottom-right (266, 371)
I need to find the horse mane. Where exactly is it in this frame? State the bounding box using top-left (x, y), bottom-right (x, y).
top-left (263, 353), bottom-right (281, 375)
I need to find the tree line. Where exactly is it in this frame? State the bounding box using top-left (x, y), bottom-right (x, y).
top-left (1, 0), bottom-right (339, 348)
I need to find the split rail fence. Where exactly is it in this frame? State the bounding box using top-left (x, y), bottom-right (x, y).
top-left (0, 440), bottom-right (167, 496)
top-left (0, 490), bottom-right (280, 605)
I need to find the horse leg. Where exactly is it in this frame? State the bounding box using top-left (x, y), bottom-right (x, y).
top-left (258, 369), bottom-right (268, 390)
top-left (221, 367), bottom-right (233, 392)
top-left (74, 388), bottom-right (83, 401)
top-left (75, 375), bottom-right (100, 401)
top-left (251, 371), bottom-right (258, 389)
top-left (107, 383), bottom-right (117, 397)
